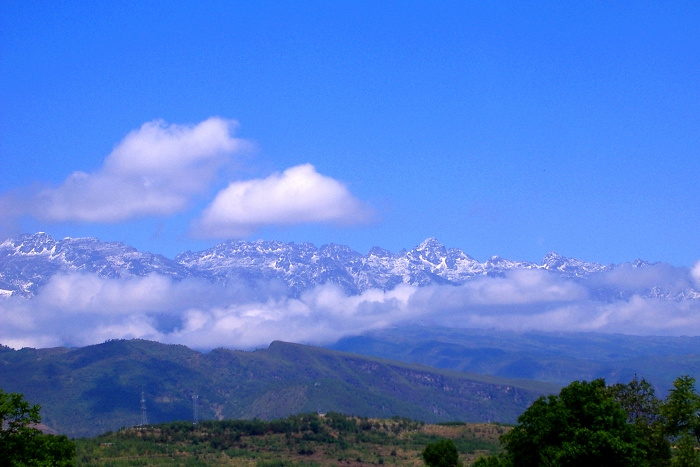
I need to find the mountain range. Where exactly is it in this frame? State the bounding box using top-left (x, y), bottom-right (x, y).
top-left (2, 232), bottom-right (697, 301)
top-left (0, 338), bottom-right (556, 438)
top-left (2, 233), bottom-right (699, 438)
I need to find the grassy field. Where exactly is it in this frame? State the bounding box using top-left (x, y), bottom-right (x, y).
top-left (74, 413), bottom-right (508, 466)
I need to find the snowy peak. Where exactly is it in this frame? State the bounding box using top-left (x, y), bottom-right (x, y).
top-left (367, 246), bottom-right (392, 258)
top-left (541, 252), bottom-right (607, 277)
top-left (0, 233), bottom-right (189, 296)
top-left (1, 233), bottom-right (697, 302)
top-left (407, 238), bottom-right (448, 269)
top-left (5, 232), bottom-right (58, 256)
top-left (486, 255), bottom-right (534, 268)
top-left (318, 243), bottom-right (363, 262)
top-left (415, 237), bottom-right (446, 253)
top-left (632, 259), bottom-right (653, 268)
top-left (541, 252), bottom-right (567, 268)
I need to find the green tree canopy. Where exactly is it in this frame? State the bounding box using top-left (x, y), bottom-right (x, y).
top-left (0, 388), bottom-right (76, 466)
top-left (661, 376), bottom-right (700, 466)
top-left (476, 379), bottom-right (646, 466)
top-left (422, 438), bottom-right (462, 467)
top-left (607, 376), bottom-right (671, 466)
top-left (662, 375), bottom-right (700, 442)
top-left (608, 375), bottom-right (662, 426)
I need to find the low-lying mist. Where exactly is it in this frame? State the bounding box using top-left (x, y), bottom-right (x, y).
top-left (2, 263), bottom-right (699, 350)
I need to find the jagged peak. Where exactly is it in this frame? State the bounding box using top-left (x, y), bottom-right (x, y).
top-left (60, 236), bottom-right (105, 243)
top-left (542, 252), bottom-right (566, 267)
top-left (415, 237), bottom-right (444, 250)
top-left (368, 246), bottom-right (391, 257)
top-left (19, 231), bottom-right (57, 243)
top-left (319, 243), bottom-right (356, 254)
top-left (632, 259), bottom-right (651, 268)
top-left (542, 252), bottom-right (605, 267)
top-left (542, 251), bottom-right (563, 260)
top-left (4, 232), bottom-right (58, 255)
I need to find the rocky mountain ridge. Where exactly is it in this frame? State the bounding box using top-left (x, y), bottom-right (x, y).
top-left (0, 232), bottom-right (695, 301)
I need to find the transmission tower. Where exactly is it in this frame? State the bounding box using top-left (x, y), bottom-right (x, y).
top-left (140, 389), bottom-right (148, 426)
top-left (192, 394), bottom-right (199, 425)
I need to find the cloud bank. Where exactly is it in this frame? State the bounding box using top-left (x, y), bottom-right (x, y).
top-left (1, 267), bottom-right (698, 350)
top-left (194, 164), bottom-right (372, 237)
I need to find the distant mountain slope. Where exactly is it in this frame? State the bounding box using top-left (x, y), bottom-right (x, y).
top-left (2, 232), bottom-right (697, 300)
top-left (329, 327), bottom-right (700, 394)
top-left (0, 339), bottom-right (557, 438)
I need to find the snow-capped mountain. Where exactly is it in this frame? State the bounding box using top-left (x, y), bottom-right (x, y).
top-left (0, 232), bottom-right (697, 301)
top-left (174, 236), bottom-right (571, 295)
top-left (0, 233), bottom-right (190, 297)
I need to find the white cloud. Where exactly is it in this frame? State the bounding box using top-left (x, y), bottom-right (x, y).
top-left (1, 268), bottom-right (699, 351)
top-left (15, 118), bottom-right (246, 222)
top-left (451, 268), bottom-right (589, 305)
top-left (692, 261), bottom-right (700, 288)
top-left (194, 164), bottom-right (372, 238)
top-left (1, 119), bottom-right (374, 238)
top-left (592, 262), bottom-right (692, 294)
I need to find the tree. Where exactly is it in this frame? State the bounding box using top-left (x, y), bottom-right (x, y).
top-left (608, 375), bottom-right (662, 426)
top-left (608, 376), bottom-right (671, 466)
top-left (662, 376), bottom-right (700, 442)
top-left (671, 435), bottom-right (700, 467)
top-left (661, 376), bottom-right (700, 466)
top-left (476, 379), bottom-right (646, 466)
top-left (0, 388), bottom-right (76, 466)
top-left (422, 438), bottom-right (462, 467)
top-left (473, 453), bottom-right (509, 466)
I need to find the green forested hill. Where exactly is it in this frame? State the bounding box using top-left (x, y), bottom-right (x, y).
top-left (0, 339), bottom-right (556, 438)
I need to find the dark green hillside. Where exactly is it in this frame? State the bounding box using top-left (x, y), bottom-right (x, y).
top-left (0, 340), bottom-right (556, 438)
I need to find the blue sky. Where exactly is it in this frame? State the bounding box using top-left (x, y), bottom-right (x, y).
top-left (1, 1), bottom-right (698, 266)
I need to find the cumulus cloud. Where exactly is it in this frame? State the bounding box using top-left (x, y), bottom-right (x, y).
top-left (692, 261), bottom-right (700, 288)
top-left (1, 268), bottom-right (699, 350)
top-left (193, 164), bottom-right (373, 238)
top-left (1, 119), bottom-right (373, 237)
top-left (5, 118), bottom-right (246, 223)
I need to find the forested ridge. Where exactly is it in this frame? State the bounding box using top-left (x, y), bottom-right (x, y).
top-left (0, 339), bottom-right (555, 438)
